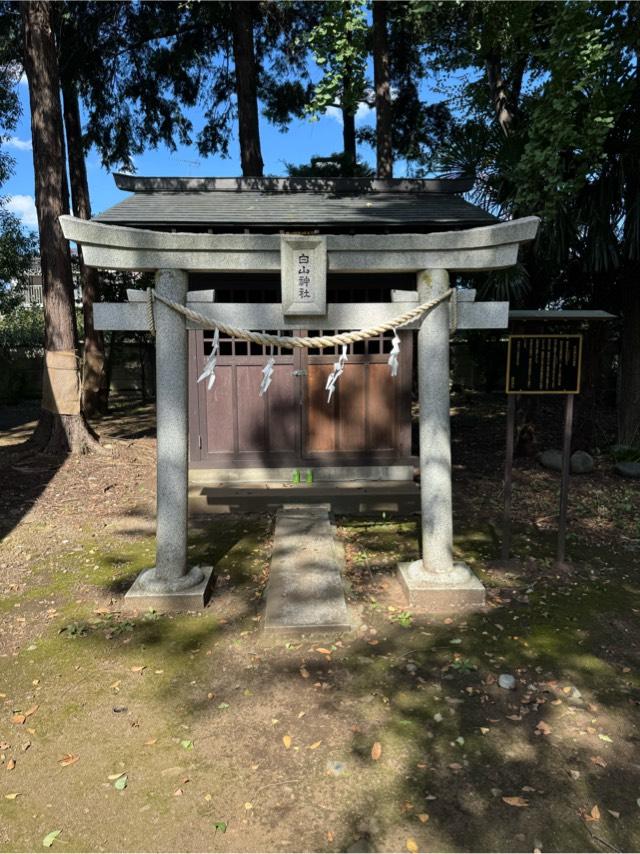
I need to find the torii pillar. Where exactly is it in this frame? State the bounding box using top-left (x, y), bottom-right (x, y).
top-left (397, 268), bottom-right (484, 611)
top-left (127, 269), bottom-right (214, 610)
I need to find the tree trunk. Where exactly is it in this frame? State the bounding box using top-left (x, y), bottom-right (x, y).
top-left (373, 0), bottom-right (393, 178)
top-left (342, 108), bottom-right (357, 176)
top-left (231, 1), bottom-right (264, 177)
top-left (618, 274), bottom-right (640, 445)
top-left (21, 0), bottom-right (99, 454)
top-left (62, 81), bottom-right (106, 416)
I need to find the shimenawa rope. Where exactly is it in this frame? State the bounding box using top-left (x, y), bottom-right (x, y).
top-left (147, 287), bottom-right (457, 349)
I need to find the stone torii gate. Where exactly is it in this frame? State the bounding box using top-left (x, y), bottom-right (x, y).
top-left (60, 214), bottom-right (539, 613)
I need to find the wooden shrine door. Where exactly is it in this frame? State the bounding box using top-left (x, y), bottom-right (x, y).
top-left (189, 327), bottom-right (413, 471)
top-left (188, 273), bottom-right (414, 473)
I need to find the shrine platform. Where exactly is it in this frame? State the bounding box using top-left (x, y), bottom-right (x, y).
top-left (188, 479), bottom-right (420, 516)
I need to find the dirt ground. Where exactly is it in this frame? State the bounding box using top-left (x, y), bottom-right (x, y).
top-left (0, 395), bottom-right (639, 853)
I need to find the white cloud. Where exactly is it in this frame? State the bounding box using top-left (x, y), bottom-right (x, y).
top-left (324, 102), bottom-right (374, 127)
top-left (325, 105), bottom-right (343, 126)
top-left (6, 194), bottom-right (38, 227)
top-left (355, 102), bottom-right (374, 125)
top-left (5, 136), bottom-right (32, 151)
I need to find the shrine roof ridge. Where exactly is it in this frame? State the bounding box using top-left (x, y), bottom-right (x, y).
top-left (113, 174), bottom-right (476, 195)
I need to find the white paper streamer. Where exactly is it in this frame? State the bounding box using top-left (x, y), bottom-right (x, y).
top-left (197, 328), bottom-right (220, 390)
top-left (259, 355), bottom-right (276, 396)
top-left (326, 344), bottom-right (348, 402)
top-left (387, 329), bottom-right (401, 377)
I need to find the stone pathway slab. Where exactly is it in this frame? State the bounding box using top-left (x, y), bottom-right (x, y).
top-left (264, 504), bottom-right (351, 632)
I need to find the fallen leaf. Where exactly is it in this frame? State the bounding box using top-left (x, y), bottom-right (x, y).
top-left (316, 648), bottom-right (332, 655)
top-left (502, 796), bottom-right (529, 808)
top-left (608, 810), bottom-right (620, 819)
top-left (326, 831), bottom-right (334, 843)
top-left (582, 805), bottom-right (601, 823)
top-left (535, 720), bottom-right (552, 736)
top-left (114, 774), bottom-right (128, 790)
top-left (213, 821), bottom-right (227, 834)
top-left (108, 772), bottom-right (126, 781)
top-left (0, 741), bottom-right (8, 750)
top-left (180, 739), bottom-right (194, 750)
top-left (417, 813), bottom-right (429, 823)
top-left (300, 667), bottom-right (310, 679)
top-left (283, 735), bottom-right (292, 749)
top-left (23, 705), bottom-right (38, 719)
top-left (308, 741), bottom-right (322, 750)
top-left (591, 755), bottom-right (607, 768)
top-left (598, 734), bottom-right (613, 743)
top-left (569, 770), bottom-right (580, 780)
top-left (371, 742), bottom-right (382, 761)
top-left (4, 793), bottom-right (19, 800)
top-left (144, 738), bottom-right (157, 746)
top-left (7, 758), bottom-right (15, 771)
top-left (11, 714), bottom-right (26, 725)
top-left (244, 802), bottom-right (253, 810)
top-left (42, 830), bottom-right (61, 848)
top-left (131, 666), bottom-right (146, 673)
top-left (58, 754), bottom-right (79, 767)
top-left (480, 727), bottom-right (490, 735)
top-left (21, 741), bottom-right (30, 752)
top-left (173, 787), bottom-right (183, 797)
top-left (406, 838), bottom-right (419, 853)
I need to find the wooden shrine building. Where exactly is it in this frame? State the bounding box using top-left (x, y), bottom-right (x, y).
top-left (93, 174), bottom-right (500, 482)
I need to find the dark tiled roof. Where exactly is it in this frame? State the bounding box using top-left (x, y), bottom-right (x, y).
top-left (94, 175), bottom-right (498, 231)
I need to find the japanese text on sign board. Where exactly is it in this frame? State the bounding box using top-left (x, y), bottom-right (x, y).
top-left (297, 253), bottom-right (312, 301)
top-left (506, 335), bottom-right (582, 394)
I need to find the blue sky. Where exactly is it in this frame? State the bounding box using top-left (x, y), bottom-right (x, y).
top-left (4, 73), bottom-right (387, 229)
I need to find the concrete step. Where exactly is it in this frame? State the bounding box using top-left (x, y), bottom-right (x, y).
top-left (264, 504), bottom-right (351, 633)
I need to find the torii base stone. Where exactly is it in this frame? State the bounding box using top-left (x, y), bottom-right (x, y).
top-left (124, 565), bottom-right (215, 613)
top-left (397, 561), bottom-right (485, 612)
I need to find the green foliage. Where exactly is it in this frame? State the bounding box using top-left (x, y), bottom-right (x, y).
top-left (513, 4), bottom-right (630, 220)
top-left (0, 305), bottom-right (44, 354)
top-left (0, 209), bottom-right (37, 313)
top-left (611, 445), bottom-right (640, 463)
top-left (303, 0), bottom-right (369, 119)
top-left (285, 151), bottom-right (373, 177)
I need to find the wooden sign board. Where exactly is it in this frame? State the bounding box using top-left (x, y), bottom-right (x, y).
top-left (506, 334), bottom-right (583, 395)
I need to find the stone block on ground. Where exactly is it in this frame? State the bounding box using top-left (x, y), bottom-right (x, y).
top-left (538, 449), bottom-right (562, 472)
top-left (570, 450), bottom-right (594, 474)
top-left (615, 461), bottom-right (640, 478)
top-left (539, 449), bottom-right (594, 474)
top-left (264, 504), bottom-right (351, 633)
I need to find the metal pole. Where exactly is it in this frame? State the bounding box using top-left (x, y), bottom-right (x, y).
top-left (556, 394), bottom-right (574, 565)
top-left (501, 394), bottom-right (517, 560)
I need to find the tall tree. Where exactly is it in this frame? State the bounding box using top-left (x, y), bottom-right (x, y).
top-left (61, 81), bottom-right (105, 414)
top-left (372, 0), bottom-right (392, 178)
top-left (231, 1), bottom-right (263, 177)
top-left (21, 0), bottom-right (97, 453)
top-left (304, 0), bottom-right (369, 176)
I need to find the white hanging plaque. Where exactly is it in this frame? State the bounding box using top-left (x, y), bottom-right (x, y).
top-left (281, 234), bottom-right (327, 316)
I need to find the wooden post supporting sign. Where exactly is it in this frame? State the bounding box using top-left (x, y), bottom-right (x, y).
top-left (503, 334), bottom-right (583, 564)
